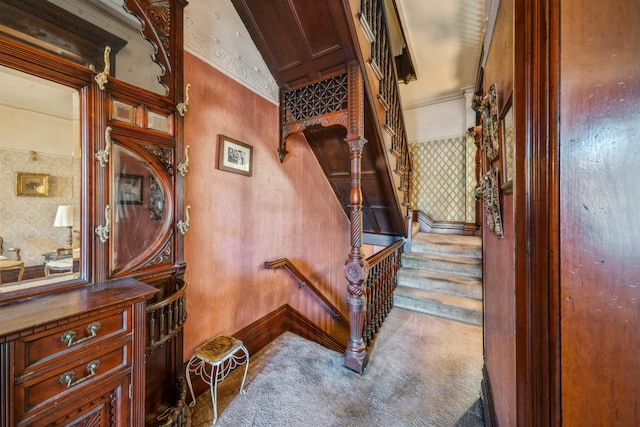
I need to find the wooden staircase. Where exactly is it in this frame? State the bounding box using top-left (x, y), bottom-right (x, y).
top-left (395, 233), bottom-right (483, 325)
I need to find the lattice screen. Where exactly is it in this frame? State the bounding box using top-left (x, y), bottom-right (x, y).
top-left (409, 136), bottom-right (476, 223)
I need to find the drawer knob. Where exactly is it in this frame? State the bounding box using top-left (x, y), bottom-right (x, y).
top-left (59, 359), bottom-right (101, 388)
top-left (60, 321), bottom-right (101, 347)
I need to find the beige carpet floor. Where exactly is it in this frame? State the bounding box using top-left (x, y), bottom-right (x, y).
top-left (189, 308), bottom-right (484, 426)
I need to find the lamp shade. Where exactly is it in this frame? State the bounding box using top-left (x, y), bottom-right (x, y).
top-left (54, 205), bottom-right (73, 228)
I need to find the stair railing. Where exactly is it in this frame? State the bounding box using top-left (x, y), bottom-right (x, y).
top-left (363, 239), bottom-right (404, 345)
top-left (264, 259), bottom-right (349, 328)
top-left (358, 0), bottom-right (411, 199)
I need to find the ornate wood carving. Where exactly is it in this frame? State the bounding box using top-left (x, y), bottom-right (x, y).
top-left (279, 73), bottom-right (350, 162)
top-left (145, 144), bottom-right (174, 175)
top-left (473, 84), bottom-right (500, 161)
top-left (144, 240), bottom-right (173, 267)
top-left (477, 166), bottom-right (503, 239)
top-left (124, 0), bottom-right (185, 97)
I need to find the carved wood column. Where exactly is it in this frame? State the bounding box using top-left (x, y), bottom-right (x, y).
top-left (343, 61), bottom-right (370, 374)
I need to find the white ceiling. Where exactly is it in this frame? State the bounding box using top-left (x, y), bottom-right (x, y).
top-left (395, 0), bottom-right (486, 109)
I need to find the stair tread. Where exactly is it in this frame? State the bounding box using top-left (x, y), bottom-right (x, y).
top-left (413, 233), bottom-right (481, 248)
top-left (398, 267), bottom-right (482, 286)
top-left (403, 251), bottom-right (481, 265)
top-left (395, 286), bottom-right (483, 312)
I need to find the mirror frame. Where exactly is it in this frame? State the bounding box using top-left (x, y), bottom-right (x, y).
top-left (0, 35), bottom-right (94, 303)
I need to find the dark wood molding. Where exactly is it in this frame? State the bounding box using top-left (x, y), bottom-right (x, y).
top-left (234, 304), bottom-right (345, 356)
top-left (187, 304), bottom-right (345, 399)
top-left (513, 0), bottom-right (559, 424)
top-left (481, 363), bottom-right (497, 427)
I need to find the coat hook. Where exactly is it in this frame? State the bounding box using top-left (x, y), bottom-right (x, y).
top-left (177, 145), bottom-right (190, 177)
top-left (95, 126), bottom-right (112, 167)
top-left (89, 46), bottom-right (111, 90)
top-left (177, 83), bottom-right (191, 117)
top-left (177, 205), bottom-right (191, 235)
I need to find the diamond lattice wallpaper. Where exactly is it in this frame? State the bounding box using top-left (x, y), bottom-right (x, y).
top-left (410, 136), bottom-right (476, 223)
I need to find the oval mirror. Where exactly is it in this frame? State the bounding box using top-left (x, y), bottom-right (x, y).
top-left (110, 142), bottom-right (173, 275)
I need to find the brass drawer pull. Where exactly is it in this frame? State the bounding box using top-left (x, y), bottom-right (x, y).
top-left (59, 360), bottom-right (101, 388)
top-left (60, 322), bottom-right (101, 347)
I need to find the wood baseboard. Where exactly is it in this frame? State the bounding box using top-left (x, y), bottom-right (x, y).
top-left (415, 210), bottom-right (475, 235)
top-left (186, 304), bottom-right (345, 397)
top-left (481, 363), bottom-right (497, 427)
top-left (234, 304), bottom-right (345, 355)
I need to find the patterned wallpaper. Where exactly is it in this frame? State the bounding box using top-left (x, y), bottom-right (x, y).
top-left (0, 148), bottom-right (79, 267)
top-left (409, 136), bottom-right (477, 224)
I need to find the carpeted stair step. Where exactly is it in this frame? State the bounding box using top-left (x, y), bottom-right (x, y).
top-left (401, 252), bottom-right (482, 278)
top-left (394, 286), bottom-right (483, 326)
top-left (397, 268), bottom-right (482, 300)
top-left (411, 233), bottom-right (482, 258)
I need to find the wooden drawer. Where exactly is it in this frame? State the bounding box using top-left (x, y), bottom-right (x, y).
top-left (14, 341), bottom-right (130, 422)
top-left (17, 371), bottom-right (131, 427)
top-left (13, 309), bottom-right (129, 376)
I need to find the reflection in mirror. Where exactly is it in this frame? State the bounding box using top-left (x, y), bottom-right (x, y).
top-left (0, 65), bottom-right (81, 290)
top-left (111, 143), bottom-right (169, 274)
top-left (51, 0), bottom-right (167, 95)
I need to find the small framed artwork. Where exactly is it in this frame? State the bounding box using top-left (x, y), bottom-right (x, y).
top-left (217, 134), bottom-right (253, 177)
top-left (16, 172), bottom-right (49, 197)
top-left (117, 174), bottom-right (143, 204)
top-left (500, 92), bottom-right (514, 193)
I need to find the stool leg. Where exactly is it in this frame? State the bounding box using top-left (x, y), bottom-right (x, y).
top-left (239, 346), bottom-right (250, 394)
top-left (210, 364), bottom-right (219, 424)
top-left (185, 358), bottom-right (198, 407)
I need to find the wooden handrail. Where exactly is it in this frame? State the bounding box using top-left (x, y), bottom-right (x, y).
top-left (366, 239), bottom-right (404, 266)
top-left (264, 259), bottom-right (349, 328)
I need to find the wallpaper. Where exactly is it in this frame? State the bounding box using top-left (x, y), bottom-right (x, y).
top-left (0, 148), bottom-right (79, 267)
top-left (409, 136), bottom-right (477, 224)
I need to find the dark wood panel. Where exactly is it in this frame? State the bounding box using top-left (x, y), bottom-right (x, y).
top-left (231, 0), bottom-right (353, 89)
top-left (559, 0), bottom-right (640, 424)
top-left (304, 123), bottom-right (404, 236)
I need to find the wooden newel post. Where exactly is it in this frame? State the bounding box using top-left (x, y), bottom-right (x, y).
top-left (343, 136), bottom-right (370, 374)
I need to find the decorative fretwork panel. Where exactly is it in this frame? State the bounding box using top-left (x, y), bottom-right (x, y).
top-left (409, 137), bottom-right (468, 222)
top-left (282, 74), bottom-right (348, 122)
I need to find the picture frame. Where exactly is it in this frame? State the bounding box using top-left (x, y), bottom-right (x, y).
top-left (116, 174), bottom-right (143, 204)
top-left (16, 172), bottom-right (49, 197)
top-left (217, 134), bottom-right (253, 177)
top-left (500, 92), bottom-right (514, 193)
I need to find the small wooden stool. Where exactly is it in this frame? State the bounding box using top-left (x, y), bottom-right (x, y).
top-left (185, 334), bottom-right (249, 424)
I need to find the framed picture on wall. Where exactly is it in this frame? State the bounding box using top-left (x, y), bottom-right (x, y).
top-left (217, 134), bottom-right (253, 177)
top-left (16, 172), bottom-right (49, 197)
top-left (500, 92), bottom-right (514, 194)
top-left (117, 174), bottom-right (143, 204)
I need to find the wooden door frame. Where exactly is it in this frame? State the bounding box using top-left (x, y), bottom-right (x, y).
top-left (513, 0), bottom-right (560, 425)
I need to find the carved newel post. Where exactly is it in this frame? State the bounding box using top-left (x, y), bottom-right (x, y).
top-left (343, 61), bottom-right (370, 373)
top-left (343, 136), bottom-right (370, 373)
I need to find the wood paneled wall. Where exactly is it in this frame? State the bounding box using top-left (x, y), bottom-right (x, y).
top-left (182, 53), bottom-right (351, 358)
top-left (485, 0), bottom-right (640, 424)
top-left (559, 0), bottom-right (640, 423)
top-left (481, 0), bottom-right (516, 425)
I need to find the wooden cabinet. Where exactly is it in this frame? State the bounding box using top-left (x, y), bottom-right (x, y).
top-left (0, 0), bottom-right (188, 424)
top-left (0, 279), bottom-right (156, 426)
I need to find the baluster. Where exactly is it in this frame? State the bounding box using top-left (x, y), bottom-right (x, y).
top-left (168, 301), bottom-right (174, 336)
top-left (159, 307), bottom-right (166, 341)
top-left (149, 311), bottom-right (156, 346)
